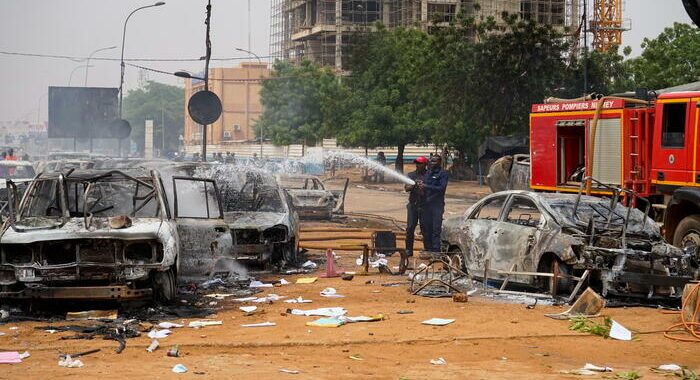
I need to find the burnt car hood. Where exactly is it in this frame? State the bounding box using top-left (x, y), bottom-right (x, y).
top-left (1, 218), bottom-right (172, 244)
top-left (224, 211), bottom-right (288, 230)
top-left (286, 189), bottom-right (334, 205)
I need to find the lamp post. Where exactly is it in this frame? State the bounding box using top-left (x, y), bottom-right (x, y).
top-left (118, 2), bottom-right (165, 157)
top-left (235, 47), bottom-right (263, 157)
top-left (68, 65), bottom-right (93, 85)
top-left (85, 46), bottom-right (117, 86)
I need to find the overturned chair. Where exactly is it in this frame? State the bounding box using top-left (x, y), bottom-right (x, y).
top-left (357, 231), bottom-right (409, 275)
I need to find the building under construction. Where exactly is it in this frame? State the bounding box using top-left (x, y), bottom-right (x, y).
top-left (269, 0), bottom-right (579, 68)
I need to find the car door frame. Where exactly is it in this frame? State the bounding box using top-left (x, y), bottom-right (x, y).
top-left (459, 193), bottom-right (510, 278)
top-left (493, 194), bottom-right (543, 284)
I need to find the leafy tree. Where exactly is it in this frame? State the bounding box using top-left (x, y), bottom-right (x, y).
top-left (255, 60), bottom-right (340, 146)
top-left (628, 23), bottom-right (700, 90)
top-left (561, 46), bottom-right (634, 98)
top-left (123, 81), bottom-right (184, 155)
top-left (339, 25), bottom-right (432, 173)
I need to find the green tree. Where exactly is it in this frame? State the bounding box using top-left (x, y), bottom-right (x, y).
top-left (123, 81), bottom-right (184, 155)
top-left (255, 60), bottom-right (341, 146)
top-left (561, 46), bottom-right (634, 97)
top-left (339, 25), bottom-right (432, 173)
top-left (629, 23), bottom-right (700, 90)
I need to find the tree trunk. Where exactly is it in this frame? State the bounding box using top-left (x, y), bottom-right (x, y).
top-left (395, 144), bottom-right (405, 174)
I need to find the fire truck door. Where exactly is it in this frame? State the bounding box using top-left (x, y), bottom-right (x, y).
top-left (653, 101), bottom-right (694, 184)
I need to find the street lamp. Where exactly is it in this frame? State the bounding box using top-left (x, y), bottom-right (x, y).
top-left (118, 1), bottom-right (165, 157)
top-left (68, 65), bottom-right (93, 85)
top-left (85, 45), bottom-right (117, 86)
top-left (119, 1), bottom-right (166, 118)
top-left (234, 47), bottom-right (263, 157)
top-left (174, 71), bottom-right (206, 81)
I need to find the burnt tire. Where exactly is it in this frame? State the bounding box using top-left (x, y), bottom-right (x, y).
top-left (448, 247), bottom-right (466, 271)
top-left (543, 258), bottom-right (573, 296)
top-left (672, 215), bottom-right (700, 250)
top-left (152, 268), bottom-right (176, 303)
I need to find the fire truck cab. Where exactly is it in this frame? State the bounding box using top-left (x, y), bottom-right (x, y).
top-left (529, 91), bottom-right (700, 248)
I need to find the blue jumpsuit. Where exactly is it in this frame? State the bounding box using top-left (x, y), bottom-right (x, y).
top-left (421, 167), bottom-right (449, 252)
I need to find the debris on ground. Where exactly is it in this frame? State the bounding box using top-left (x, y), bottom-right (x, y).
top-left (283, 297), bottom-right (313, 304)
top-left (320, 288), bottom-right (345, 298)
top-left (172, 364), bottom-right (188, 373)
top-left (279, 369), bottom-right (300, 374)
top-left (0, 352), bottom-right (23, 364)
top-left (656, 364), bottom-right (682, 371)
top-left (545, 288), bottom-right (605, 320)
top-left (290, 307), bottom-right (346, 317)
top-left (240, 306), bottom-right (258, 313)
top-left (609, 320), bottom-right (632, 341)
top-left (250, 280), bottom-right (274, 288)
top-left (569, 316), bottom-right (612, 337)
top-left (58, 356), bottom-right (84, 368)
top-left (167, 345), bottom-right (180, 357)
top-left (429, 357), bottom-right (447, 365)
top-left (36, 321), bottom-right (142, 353)
top-left (582, 363), bottom-right (613, 372)
top-left (240, 322), bottom-right (276, 327)
top-left (59, 349), bottom-right (100, 359)
top-left (348, 354), bottom-right (363, 361)
top-left (147, 329), bottom-right (172, 339)
top-left (66, 310), bottom-right (118, 321)
top-left (188, 320), bottom-right (223, 328)
top-left (296, 277), bottom-right (318, 284)
top-left (158, 322), bottom-right (184, 329)
top-left (307, 318), bottom-right (345, 327)
top-left (301, 260), bottom-right (318, 269)
top-left (146, 340), bottom-right (159, 352)
top-left (452, 293), bottom-right (469, 303)
top-left (342, 274), bottom-right (354, 281)
top-left (421, 318), bottom-right (455, 326)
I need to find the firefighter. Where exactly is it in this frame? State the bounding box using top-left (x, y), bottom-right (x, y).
top-left (404, 156), bottom-right (428, 257)
top-left (419, 155), bottom-right (449, 253)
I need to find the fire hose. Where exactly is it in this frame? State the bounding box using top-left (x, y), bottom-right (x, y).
top-left (663, 282), bottom-right (700, 342)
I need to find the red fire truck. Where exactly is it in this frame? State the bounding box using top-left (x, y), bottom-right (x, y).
top-left (529, 91), bottom-right (700, 248)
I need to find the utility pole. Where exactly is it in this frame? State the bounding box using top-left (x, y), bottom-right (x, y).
top-left (335, 0), bottom-right (342, 79)
top-left (202, 0), bottom-right (212, 162)
top-left (583, 0), bottom-right (589, 96)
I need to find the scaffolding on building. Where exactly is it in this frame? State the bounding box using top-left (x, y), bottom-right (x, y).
top-left (269, 0), bottom-right (579, 67)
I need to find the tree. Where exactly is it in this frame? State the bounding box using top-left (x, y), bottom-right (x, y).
top-left (560, 46), bottom-right (634, 98)
top-left (123, 81), bottom-right (184, 155)
top-left (255, 60), bottom-right (341, 146)
top-left (629, 23), bottom-right (700, 90)
top-left (339, 25), bottom-right (432, 173)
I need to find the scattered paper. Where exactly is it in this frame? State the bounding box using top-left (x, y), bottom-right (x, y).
top-left (200, 278), bottom-right (226, 287)
top-left (302, 260), bottom-right (317, 269)
top-left (0, 352), bottom-right (21, 364)
top-left (204, 293), bottom-right (235, 300)
top-left (306, 317), bottom-right (345, 327)
top-left (240, 306), bottom-right (258, 313)
top-left (609, 320), bottom-right (632, 341)
top-left (250, 280), bottom-right (274, 288)
top-left (279, 279), bottom-right (291, 285)
top-left (241, 322), bottom-right (277, 327)
top-left (279, 369), bottom-right (300, 374)
top-left (158, 322), bottom-right (184, 329)
top-left (430, 358), bottom-right (447, 365)
top-left (658, 364), bottom-right (682, 371)
top-left (233, 297), bottom-right (258, 302)
top-left (341, 315), bottom-right (385, 323)
top-left (147, 329), bottom-right (172, 339)
top-left (172, 364), bottom-right (188, 373)
top-left (290, 307), bottom-right (347, 317)
top-left (188, 320), bottom-right (223, 328)
top-left (421, 318), bottom-right (455, 326)
top-left (320, 288), bottom-right (345, 298)
top-left (66, 310), bottom-right (117, 321)
top-left (355, 255), bottom-right (388, 268)
top-left (45, 330), bottom-right (58, 334)
top-left (19, 352), bottom-right (30, 360)
top-left (284, 296), bottom-right (313, 304)
top-left (0, 332), bottom-right (4, 336)
top-left (58, 355), bottom-right (84, 368)
top-left (296, 277), bottom-right (317, 284)
top-left (582, 363), bottom-right (613, 372)
top-left (146, 340), bottom-right (159, 353)
top-left (348, 354), bottom-right (363, 361)
top-left (8, 327), bottom-right (17, 330)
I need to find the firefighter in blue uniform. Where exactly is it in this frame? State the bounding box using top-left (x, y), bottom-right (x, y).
top-left (418, 155), bottom-right (449, 253)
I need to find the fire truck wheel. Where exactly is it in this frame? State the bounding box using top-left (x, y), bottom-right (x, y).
top-left (673, 215), bottom-right (700, 250)
top-left (153, 268), bottom-right (176, 304)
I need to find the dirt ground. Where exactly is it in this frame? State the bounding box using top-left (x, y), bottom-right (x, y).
top-left (1, 179), bottom-right (698, 379)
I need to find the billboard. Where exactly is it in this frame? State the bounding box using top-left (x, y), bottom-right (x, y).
top-left (48, 86), bottom-right (130, 139)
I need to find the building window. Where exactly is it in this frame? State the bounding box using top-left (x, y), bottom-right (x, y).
top-left (233, 124), bottom-right (241, 131)
top-left (427, 3), bottom-right (456, 23)
top-left (223, 130), bottom-right (232, 139)
top-left (661, 103), bottom-right (687, 148)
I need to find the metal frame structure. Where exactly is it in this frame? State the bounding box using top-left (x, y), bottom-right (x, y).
top-left (589, 0), bottom-right (629, 51)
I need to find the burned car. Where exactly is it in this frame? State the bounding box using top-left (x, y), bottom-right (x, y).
top-left (441, 190), bottom-right (698, 299)
top-left (277, 174), bottom-right (348, 220)
top-left (0, 169), bottom-right (232, 302)
top-left (0, 160), bottom-right (37, 215)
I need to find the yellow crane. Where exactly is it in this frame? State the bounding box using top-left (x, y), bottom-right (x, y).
top-left (589, 0), bottom-right (627, 51)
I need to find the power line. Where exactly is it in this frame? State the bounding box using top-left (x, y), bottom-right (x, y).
top-left (0, 50), bottom-right (274, 62)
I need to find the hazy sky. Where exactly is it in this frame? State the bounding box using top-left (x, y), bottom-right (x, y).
top-left (0, 0), bottom-right (694, 122)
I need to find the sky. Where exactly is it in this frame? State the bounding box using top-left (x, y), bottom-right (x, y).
top-left (0, 0), bottom-right (694, 123)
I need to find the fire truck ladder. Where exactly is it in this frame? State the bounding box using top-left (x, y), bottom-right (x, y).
top-left (625, 110), bottom-right (650, 203)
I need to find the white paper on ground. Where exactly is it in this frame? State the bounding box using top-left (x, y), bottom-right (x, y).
top-left (279, 369), bottom-right (300, 374)
top-left (158, 322), bottom-right (184, 329)
top-left (279, 278), bottom-right (291, 285)
top-left (582, 363), bottom-right (613, 372)
top-left (284, 296), bottom-right (312, 304)
top-left (249, 280), bottom-right (274, 288)
top-left (290, 307), bottom-right (347, 317)
top-left (320, 288), bottom-right (345, 298)
top-left (58, 356), bottom-right (84, 368)
top-left (240, 306), bottom-right (258, 313)
top-left (430, 358), bottom-right (447, 365)
top-left (302, 260), bottom-right (317, 269)
top-left (233, 297), bottom-right (258, 302)
top-left (608, 320), bottom-right (632, 341)
top-left (421, 318), bottom-right (455, 326)
top-left (45, 330), bottom-right (58, 334)
top-left (658, 364), bottom-right (682, 371)
top-left (188, 320), bottom-right (223, 328)
top-left (241, 322), bottom-right (276, 327)
top-left (19, 351), bottom-right (30, 359)
top-left (172, 364), bottom-right (188, 373)
top-left (147, 329), bottom-right (171, 339)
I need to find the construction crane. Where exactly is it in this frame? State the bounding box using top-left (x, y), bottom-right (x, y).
top-left (588, 0), bottom-right (628, 51)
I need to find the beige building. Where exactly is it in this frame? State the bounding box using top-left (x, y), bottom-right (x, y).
top-left (183, 62), bottom-right (270, 152)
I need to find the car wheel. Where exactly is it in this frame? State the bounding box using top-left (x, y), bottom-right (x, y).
top-left (152, 268), bottom-right (176, 303)
top-left (673, 215), bottom-right (700, 250)
top-left (544, 258), bottom-right (573, 296)
top-left (448, 247), bottom-right (466, 271)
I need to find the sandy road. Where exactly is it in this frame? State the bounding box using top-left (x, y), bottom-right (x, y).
top-left (0, 181), bottom-right (698, 379)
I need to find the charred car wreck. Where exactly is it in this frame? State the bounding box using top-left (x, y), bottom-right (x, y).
top-left (278, 174), bottom-right (348, 220)
top-left (0, 169), bottom-right (235, 302)
top-left (441, 189), bottom-right (699, 300)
